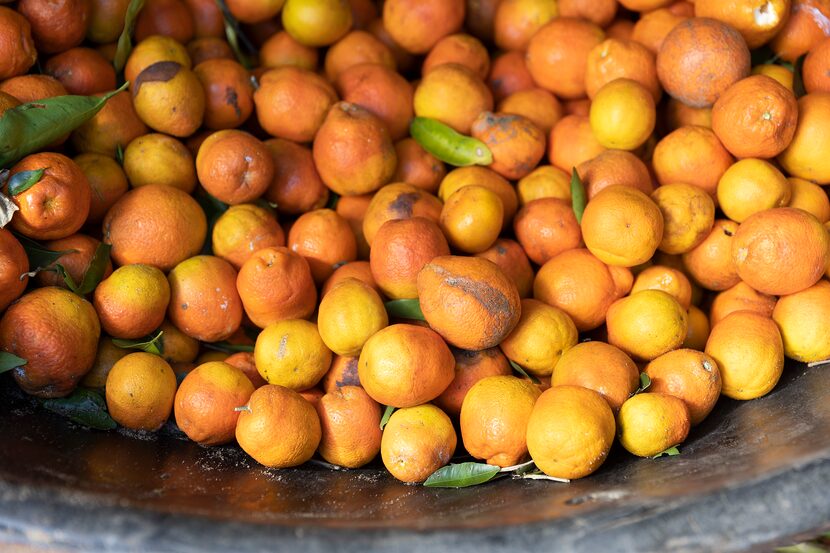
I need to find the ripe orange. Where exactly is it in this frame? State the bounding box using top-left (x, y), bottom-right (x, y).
top-left (606, 289), bottom-right (688, 361)
top-left (433, 347), bottom-right (512, 416)
top-left (380, 404), bottom-right (456, 483)
top-left (645, 349), bottom-right (722, 425)
top-left (106, 352), bottom-right (177, 431)
top-left (617, 392), bottom-right (690, 457)
top-left (499, 299), bottom-right (579, 378)
top-left (551, 341), bottom-right (640, 412)
top-left (316, 386), bottom-right (382, 468)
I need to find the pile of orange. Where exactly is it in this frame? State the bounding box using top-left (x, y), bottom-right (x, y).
top-left (1, 0), bottom-right (830, 484)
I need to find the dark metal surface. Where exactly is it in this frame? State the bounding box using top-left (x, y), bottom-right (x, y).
top-left (0, 363), bottom-right (827, 553)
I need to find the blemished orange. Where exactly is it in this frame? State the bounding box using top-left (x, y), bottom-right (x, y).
top-left (321, 355), bottom-right (361, 393)
top-left (711, 75), bottom-right (798, 159)
top-left (363, 182), bottom-right (443, 246)
top-left (358, 324), bottom-right (454, 408)
top-left (617, 392), bottom-right (690, 457)
top-left (551, 341), bottom-right (640, 412)
top-left (773, 280), bottom-right (830, 363)
top-left (589, 78), bottom-right (656, 151)
top-left (235, 385), bottom-right (321, 468)
top-left (732, 207), bottom-right (830, 296)
top-left (131, 61), bottom-right (205, 138)
top-left (499, 299), bottom-right (579, 378)
top-left (417, 256), bottom-right (522, 351)
top-left (695, 0), bottom-right (790, 48)
top-left (717, 158), bottom-right (791, 223)
top-left (471, 112), bottom-right (546, 181)
top-left (474, 238), bottom-right (536, 299)
top-left (645, 349), bottom-right (722, 425)
top-left (581, 185), bottom-right (665, 267)
top-left (174, 361), bottom-right (255, 445)
top-left (652, 183), bottom-right (715, 254)
top-left (460, 375), bottom-right (541, 467)
top-left (433, 347), bottom-right (512, 416)
top-left (682, 219), bottom-right (742, 291)
top-left (211, 203), bottom-right (286, 271)
top-left (606, 289), bottom-right (688, 361)
top-left (105, 352), bottom-right (177, 431)
top-left (380, 404), bottom-right (457, 483)
top-left (194, 58), bottom-right (255, 130)
top-left (167, 255), bottom-right (243, 342)
top-left (93, 264), bottom-right (170, 340)
top-left (779, 93), bottom-right (830, 185)
top-left (196, 130), bottom-right (274, 205)
top-left (705, 310), bottom-right (784, 400)
top-left (315, 385), bottom-right (382, 468)
top-left (0, 287), bottom-right (100, 398)
top-left (254, 319), bottom-right (332, 391)
top-left (770, 0), bottom-right (830, 63)
top-left (534, 248), bottom-right (629, 331)
top-left (526, 385), bottom-right (616, 480)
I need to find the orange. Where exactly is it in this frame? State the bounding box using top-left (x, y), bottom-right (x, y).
top-left (33, 234), bottom-right (111, 291)
top-left (652, 126), bottom-right (734, 198)
top-left (606, 289), bottom-right (688, 360)
top-left (196, 130), bottom-right (274, 205)
top-left (5, 152), bottom-right (90, 241)
top-left (103, 184), bottom-right (207, 272)
top-left (317, 277), bottom-right (388, 357)
top-left (465, 0), bottom-right (500, 42)
top-left (413, 63), bottom-right (493, 134)
top-left (367, 17), bottom-right (417, 73)
top-left (581, 185), bottom-right (665, 267)
top-left (159, 320), bottom-right (200, 365)
top-left (548, 114), bottom-right (607, 173)
top-left (652, 183), bottom-right (715, 254)
top-left (167, 255), bottom-right (243, 342)
top-left (382, 0), bottom-right (464, 54)
top-left (124, 35), bottom-right (192, 86)
top-left (474, 238), bottom-right (535, 299)
top-left (325, 30), bottom-right (394, 83)
top-left (709, 281), bottom-right (777, 327)
top-left (392, 138), bottom-right (447, 194)
top-left (236, 246), bottom-right (317, 328)
top-left (0, 229), bottom-right (28, 312)
top-left (134, 0), bottom-right (195, 44)
top-left (184, 0), bottom-right (223, 38)
top-left (440, 185), bottom-right (504, 254)
top-left (0, 74), bottom-right (68, 105)
top-left (320, 355), bottom-right (361, 393)
top-left (0, 287), bottom-right (100, 398)
top-left (380, 404), bottom-right (457, 483)
top-left (433, 347), bottom-right (512, 416)
top-left (664, 98), bottom-right (713, 131)
top-left (44, 47), bottom-right (117, 95)
top-left (577, 149), bottom-right (653, 200)
top-left (254, 67), bottom-right (337, 143)
top-left (281, 0), bottom-right (353, 47)
top-left (493, 0), bottom-right (559, 51)
top-left (225, 0), bottom-right (284, 24)
top-left (589, 78), bottom-right (656, 151)
top-left (316, 386), bottom-right (382, 468)
top-left (313, 102), bottom-right (397, 197)
top-left (259, 30), bottom-right (319, 70)
top-left (526, 385), bottom-right (616, 480)
top-left (17, 0), bottom-right (88, 54)
top-left (460, 375), bottom-right (541, 467)
top-left (787, 178), bottom-right (830, 223)
top-left (732, 207), bottom-right (830, 295)
top-left (254, 319), bottom-right (332, 390)
top-left (804, 36), bottom-right (830, 93)
top-left (0, 7), bottom-right (37, 80)
top-left (499, 299), bottom-right (578, 378)
top-left (363, 182), bottom-right (443, 245)
top-left (770, 0), bottom-right (830, 63)
top-left (516, 165), bottom-right (571, 206)
top-left (105, 352), bottom-right (177, 431)
top-left (235, 385), bottom-right (321, 468)
top-left (559, 0), bottom-right (618, 27)
top-left (471, 112), bottom-right (546, 181)
top-left (497, 88), bottom-right (563, 136)
top-left (487, 50), bottom-right (535, 103)
top-left (438, 167), bottom-right (518, 230)
top-left (224, 351), bottom-right (268, 389)
top-left (717, 159), bottom-right (791, 222)
top-left (336, 62), bottom-right (414, 142)
top-left (513, 198), bottom-right (583, 266)
top-left (752, 63), bottom-right (795, 91)
top-left (695, 0), bottom-right (790, 48)
top-left (631, 265), bottom-right (693, 309)
top-left (772, 280), bottom-right (830, 362)
top-left (417, 256), bottom-right (522, 351)
top-left (551, 341), bottom-right (640, 413)
top-left (779, 93), bottom-right (830, 184)
top-left (131, 61), bottom-right (205, 137)
top-left (82, 338), bottom-right (130, 390)
top-left (534, 248), bottom-right (629, 331)
top-left (682, 219), bottom-right (742, 291)
top-left (70, 91), bottom-right (149, 158)
top-left (86, 0), bottom-right (130, 43)
top-left (526, 17), bottom-right (605, 100)
top-left (645, 349), bottom-right (721, 425)
top-left (194, 58), bottom-right (255, 130)
top-left (631, 8), bottom-right (688, 54)
top-left (263, 138), bottom-right (329, 215)
top-left (174, 361), bottom-right (255, 445)
top-left (358, 324), bottom-right (454, 408)
top-left (585, 38), bottom-right (661, 102)
top-left (705, 310), bottom-right (784, 400)
top-left (211, 203), bottom-right (286, 271)
top-left (335, 194), bottom-right (372, 261)
top-left (123, 133), bottom-right (196, 193)
top-left (93, 264), bottom-right (170, 340)
top-left (423, 33), bottom-right (490, 80)
top-left (617, 392), bottom-right (690, 457)
top-left (656, 18), bottom-right (751, 108)
top-left (287, 208), bottom-right (357, 284)
top-left (683, 305), bottom-right (711, 351)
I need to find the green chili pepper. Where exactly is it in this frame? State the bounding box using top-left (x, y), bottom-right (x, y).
top-left (410, 117), bottom-right (493, 167)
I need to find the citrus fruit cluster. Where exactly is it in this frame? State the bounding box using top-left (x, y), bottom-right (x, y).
top-left (1, 0), bottom-right (830, 485)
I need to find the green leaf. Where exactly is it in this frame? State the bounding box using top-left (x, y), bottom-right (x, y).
top-left (0, 83), bottom-right (129, 169)
top-left (203, 341), bottom-right (254, 353)
top-left (651, 445), bottom-right (680, 459)
top-left (0, 352), bottom-right (26, 373)
top-left (13, 232), bottom-right (78, 274)
top-left (112, 330), bottom-right (164, 355)
top-left (115, 143), bottom-right (125, 165)
top-left (634, 373), bottom-right (651, 395)
top-left (379, 405), bottom-right (395, 430)
top-left (793, 54), bottom-right (807, 98)
top-left (775, 544), bottom-right (829, 553)
top-left (570, 168), bottom-right (587, 224)
top-left (195, 189), bottom-right (229, 254)
top-left (214, 0), bottom-right (256, 70)
top-left (6, 168), bottom-right (45, 196)
top-left (74, 242), bottom-right (111, 295)
top-left (42, 388), bottom-right (117, 430)
top-left (423, 462), bottom-right (500, 488)
top-left (410, 117), bottom-right (492, 167)
top-left (508, 359), bottom-right (540, 384)
top-left (384, 298), bottom-right (425, 321)
top-left (113, 0), bottom-right (146, 73)
top-left (325, 192), bottom-right (340, 210)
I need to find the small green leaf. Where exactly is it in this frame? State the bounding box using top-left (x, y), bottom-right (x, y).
top-left (633, 373), bottom-right (651, 395)
top-left (115, 143), bottom-right (125, 165)
top-left (410, 117), bottom-right (492, 167)
top-left (42, 388), bottom-right (117, 430)
top-left (379, 405), bottom-right (396, 430)
top-left (423, 462), bottom-right (500, 488)
top-left (13, 232), bottom-right (77, 274)
top-left (113, 330), bottom-right (164, 355)
top-left (384, 298), bottom-right (425, 321)
top-left (793, 54), bottom-right (807, 98)
top-left (196, 189), bottom-right (229, 254)
top-left (570, 168), bottom-right (587, 224)
top-left (651, 445), bottom-right (680, 459)
top-left (74, 242), bottom-right (112, 295)
top-left (215, 0), bottom-right (256, 70)
top-left (0, 352), bottom-right (26, 373)
top-left (204, 341), bottom-right (254, 353)
top-left (508, 359), bottom-right (540, 384)
top-left (113, 0), bottom-right (146, 73)
top-left (54, 263), bottom-right (79, 292)
top-left (325, 192), bottom-right (340, 210)
top-left (6, 168), bottom-right (45, 196)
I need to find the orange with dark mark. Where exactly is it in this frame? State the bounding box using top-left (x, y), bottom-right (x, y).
top-left (487, 50), bottom-right (535, 103)
top-left (194, 58), bottom-right (255, 130)
top-left (474, 238), bottom-right (535, 299)
top-left (362, 182), bottom-right (443, 246)
top-left (196, 130), bottom-right (274, 205)
top-left (471, 112), bottom-right (546, 181)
